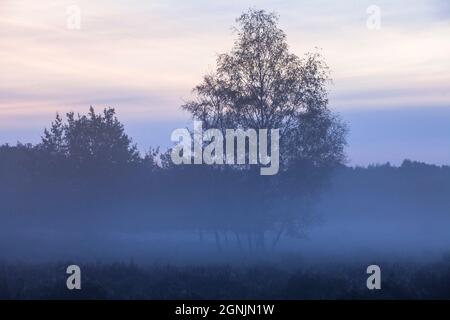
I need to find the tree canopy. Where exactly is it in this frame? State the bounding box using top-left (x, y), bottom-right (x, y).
top-left (40, 107), bottom-right (139, 168)
top-left (182, 9), bottom-right (347, 170)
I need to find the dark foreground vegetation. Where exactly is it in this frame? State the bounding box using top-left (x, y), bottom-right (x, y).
top-left (2, 257), bottom-right (450, 299)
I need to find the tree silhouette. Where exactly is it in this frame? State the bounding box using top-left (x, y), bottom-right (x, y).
top-left (41, 113), bottom-right (65, 155)
top-left (40, 107), bottom-right (139, 168)
top-left (182, 9), bottom-right (347, 169)
top-left (181, 9), bottom-right (348, 247)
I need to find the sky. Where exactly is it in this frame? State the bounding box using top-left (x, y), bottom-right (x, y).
top-left (0, 0), bottom-right (449, 165)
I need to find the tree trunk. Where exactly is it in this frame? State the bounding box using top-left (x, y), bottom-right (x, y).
top-left (272, 223), bottom-right (285, 249)
top-left (247, 233), bottom-right (253, 251)
top-left (234, 232), bottom-right (243, 250)
top-left (214, 230), bottom-right (222, 252)
top-left (257, 231), bottom-right (265, 250)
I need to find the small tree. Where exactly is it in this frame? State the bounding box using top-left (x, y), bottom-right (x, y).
top-left (41, 113), bottom-right (65, 155)
top-left (40, 107), bottom-right (139, 168)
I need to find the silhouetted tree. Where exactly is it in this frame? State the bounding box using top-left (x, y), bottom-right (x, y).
top-left (182, 9), bottom-right (347, 248)
top-left (41, 113), bottom-right (65, 155)
top-left (40, 107), bottom-right (139, 168)
top-left (182, 9), bottom-right (347, 169)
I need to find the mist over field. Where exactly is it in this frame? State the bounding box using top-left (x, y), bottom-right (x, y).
top-left (1, 161), bottom-right (449, 267)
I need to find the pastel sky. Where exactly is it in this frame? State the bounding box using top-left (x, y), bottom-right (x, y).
top-left (1, 0), bottom-right (449, 165)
